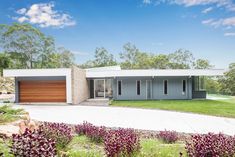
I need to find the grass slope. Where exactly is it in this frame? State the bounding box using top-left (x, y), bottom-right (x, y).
top-left (66, 135), bottom-right (186, 157)
top-left (111, 96), bottom-right (235, 118)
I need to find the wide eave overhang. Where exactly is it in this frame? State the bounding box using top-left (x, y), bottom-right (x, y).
top-left (3, 68), bottom-right (71, 77)
top-left (86, 69), bottom-right (226, 78)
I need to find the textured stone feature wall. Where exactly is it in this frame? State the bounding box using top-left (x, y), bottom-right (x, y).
top-left (71, 66), bottom-right (89, 104)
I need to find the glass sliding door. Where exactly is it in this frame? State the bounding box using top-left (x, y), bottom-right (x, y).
top-left (94, 79), bottom-right (105, 98)
top-left (105, 79), bottom-right (113, 98)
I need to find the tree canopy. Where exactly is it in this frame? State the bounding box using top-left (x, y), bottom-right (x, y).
top-left (0, 23), bottom-right (74, 69)
top-left (0, 23), bottom-right (233, 95)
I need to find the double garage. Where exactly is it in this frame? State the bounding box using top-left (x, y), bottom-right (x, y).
top-left (3, 69), bottom-right (72, 104)
top-left (18, 80), bottom-right (66, 103)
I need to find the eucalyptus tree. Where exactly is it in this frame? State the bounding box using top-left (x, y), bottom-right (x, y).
top-left (0, 23), bottom-right (46, 68)
top-left (94, 47), bottom-right (117, 67)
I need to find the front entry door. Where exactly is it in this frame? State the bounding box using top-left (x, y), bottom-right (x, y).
top-left (146, 80), bottom-right (152, 99)
top-left (94, 79), bottom-right (105, 98)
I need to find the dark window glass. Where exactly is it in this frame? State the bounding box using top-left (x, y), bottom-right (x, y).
top-left (183, 80), bottom-right (186, 92)
top-left (118, 81), bottom-right (121, 95)
top-left (137, 80), bottom-right (141, 95)
top-left (164, 80), bottom-right (168, 95)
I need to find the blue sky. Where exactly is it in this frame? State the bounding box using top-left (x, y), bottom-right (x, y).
top-left (0, 0), bottom-right (235, 68)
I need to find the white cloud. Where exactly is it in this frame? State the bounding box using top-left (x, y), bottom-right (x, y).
top-left (202, 7), bottom-right (213, 13)
top-left (224, 32), bottom-right (235, 36)
top-left (143, 0), bottom-right (151, 4)
top-left (71, 51), bottom-right (90, 56)
top-left (222, 17), bottom-right (235, 26)
top-left (202, 19), bottom-right (214, 24)
top-left (17, 16), bottom-right (28, 23)
top-left (14, 2), bottom-right (76, 28)
top-left (16, 8), bottom-right (27, 14)
top-left (202, 16), bottom-right (235, 28)
top-left (144, 0), bottom-right (235, 11)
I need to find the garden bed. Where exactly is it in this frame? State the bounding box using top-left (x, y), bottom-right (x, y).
top-left (1, 121), bottom-right (234, 157)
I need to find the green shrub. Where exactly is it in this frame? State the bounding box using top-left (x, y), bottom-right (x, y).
top-left (0, 105), bottom-right (25, 124)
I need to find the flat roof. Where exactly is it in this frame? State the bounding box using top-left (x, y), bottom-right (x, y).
top-left (3, 68), bottom-right (71, 77)
top-left (86, 69), bottom-right (226, 78)
top-left (3, 68), bottom-right (225, 78)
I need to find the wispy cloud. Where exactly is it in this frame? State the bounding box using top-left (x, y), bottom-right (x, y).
top-left (202, 17), bottom-right (235, 28)
top-left (143, 0), bottom-right (151, 4)
top-left (202, 7), bottom-right (213, 13)
top-left (71, 51), bottom-right (90, 56)
top-left (143, 0), bottom-right (235, 11)
top-left (224, 32), bottom-right (235, 36)
top-left (13, 2), bottom-right (76, 28)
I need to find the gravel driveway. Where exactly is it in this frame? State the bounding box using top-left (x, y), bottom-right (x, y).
top-left (13, 104), bottom-right (235, 135)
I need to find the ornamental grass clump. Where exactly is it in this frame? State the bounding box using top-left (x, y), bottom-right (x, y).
top-left (75, 121), bottom-right (107, 143)
top-left (11, 128), bottom-right (56, 157)
top-left (104, 128), bottom-right (140, 157)
top-left (157, 130), bottom-right (178, 143)
top-left (186, 132), bottom-right (235, 157)
top-left (39, 122), bottom-right (73, 149)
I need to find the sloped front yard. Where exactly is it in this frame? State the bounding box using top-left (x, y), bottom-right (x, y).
top-left (1, 121), bottom-right (235, 157)
top-left (0, 106), bottom-right (235, 157)
top-left (111, 96), bottom-right (235, 118)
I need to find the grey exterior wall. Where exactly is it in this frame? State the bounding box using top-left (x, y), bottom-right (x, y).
top-left (113, 76), bottom-right (192, 100)
top-left (15, 76), bottom-right (66, 103)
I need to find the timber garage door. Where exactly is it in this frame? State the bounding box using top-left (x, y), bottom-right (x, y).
top-left (19, 80), bottom-right (66, 103)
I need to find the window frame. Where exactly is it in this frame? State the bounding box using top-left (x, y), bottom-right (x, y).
top-left (117, 80), bottom-right (122, 96)
top-left (163, 80), bottom-right (168, 95)
top-left (182, 79), bottom-right (187, 95)
top-left (136, 80), bottom-right (141, 95)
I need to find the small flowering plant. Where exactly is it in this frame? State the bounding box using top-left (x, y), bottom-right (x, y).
top-left (39, 122), bottom-right (73, 149)
top-left (11, 128), bottom-right (56, 156)
top-left (104, 128), bottom-right (141, 157)
top-left (157, 130), bottom-right (178, 143)
top-left (186, 132), bottom-right (235, 157)
top-left (75, 121), bottom-right (107, 143)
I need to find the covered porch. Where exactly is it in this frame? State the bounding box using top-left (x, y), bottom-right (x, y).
top-left (87, 78), bottom-right (114, 99)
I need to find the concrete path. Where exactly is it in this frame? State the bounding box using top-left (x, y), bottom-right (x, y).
top-left (13, 105), bottom-right (235, 136)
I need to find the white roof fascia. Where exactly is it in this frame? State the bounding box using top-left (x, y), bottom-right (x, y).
top-left (86, 65), bottom-right (121, 72)
top-left (86, 69), bottom-right (226, 78)
top-left (3, 68), bottom-right (71, 77)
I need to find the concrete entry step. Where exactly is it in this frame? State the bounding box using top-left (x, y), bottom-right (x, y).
top-left (79, 99), bottom-right (109, 106)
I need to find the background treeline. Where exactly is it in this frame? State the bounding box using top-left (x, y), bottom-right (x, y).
top-left (0, 23), bottom-right (234, 95)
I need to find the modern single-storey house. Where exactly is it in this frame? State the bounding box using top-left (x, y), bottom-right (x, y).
top-left (3, 66), bottom-right (225, 104)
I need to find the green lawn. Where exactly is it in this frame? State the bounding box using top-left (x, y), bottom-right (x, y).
top-left (65, 136), bottom-right (186, 157)
top-left (111, 96), bottom-right (235, 118)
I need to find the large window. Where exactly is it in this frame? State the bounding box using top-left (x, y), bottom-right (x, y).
top-left (118, 80), bottom-right (122, 95)
top-left (194, 76), bottom-right (205, 91)
top-left (136, 80), bottom-right (141, 95)
top-left (163, 80), bottom-right (168, 95)
top-left (182, 80), bottom-right (186, 94)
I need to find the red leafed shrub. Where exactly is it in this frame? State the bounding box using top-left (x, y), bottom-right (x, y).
top-left (75, 121), bottom-right (107, 143)
top-left (157, 130), bottom-right (178, 143)
top-left (75, 121), bottom-right (94, 135)
top-left (39, 122), bottom-right (73, 149)
top-left (186, 132), bottom-right (235, 157)
top-left (11, 128), bottom-right (56, 156)
top-left (104, 128), bottom-right (140, 157)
